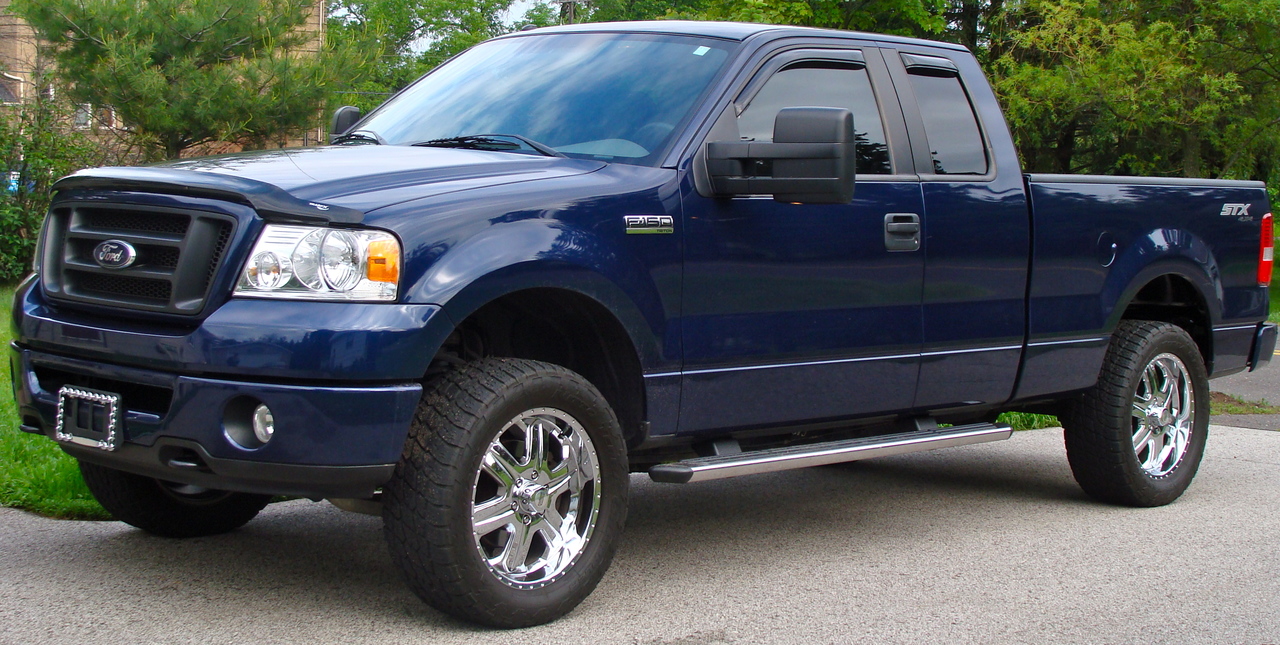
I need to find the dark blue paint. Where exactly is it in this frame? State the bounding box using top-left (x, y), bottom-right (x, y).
top-left (678, 174), bottom-right (926, 432)
top-left (13, 346), bottom-right (420, 466)
top-left (18, 280), bottom-right (450, 381)
top-left (9, 23), bottom-right (1275, 497)
top-left (1016, 178), bottom-right (1269, 396)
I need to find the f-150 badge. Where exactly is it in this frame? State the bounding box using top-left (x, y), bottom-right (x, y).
top-left (625, 215), bottom-right (674, 234)
top-left (1220, 203), bottom-right (1252, 221)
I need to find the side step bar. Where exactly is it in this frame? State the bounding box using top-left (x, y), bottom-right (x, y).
top-left (648, 422), bottom-right (1012, 484)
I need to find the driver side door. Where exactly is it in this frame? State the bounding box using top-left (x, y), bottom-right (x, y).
top-left (678, 46), bottom-right (926, 434)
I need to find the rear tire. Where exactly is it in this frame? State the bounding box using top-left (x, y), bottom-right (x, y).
top-left (79, 461), bottom-right (271, 537)
top-left (382, 358), bottom-right (628, 628)
top-left (1061, 320), bottom-right (1209, 507)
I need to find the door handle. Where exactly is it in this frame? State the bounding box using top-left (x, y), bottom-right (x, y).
top-left (884, 213), bottom-right (921, 252)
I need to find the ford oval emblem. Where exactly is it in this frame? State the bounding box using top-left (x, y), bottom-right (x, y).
top-left (93, 240), bottom-right (137, 269)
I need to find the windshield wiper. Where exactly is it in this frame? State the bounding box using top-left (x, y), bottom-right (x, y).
top-left (411, 134), bottom-right (564, 158)
top-left (331, 130), bottom-right (382, 145)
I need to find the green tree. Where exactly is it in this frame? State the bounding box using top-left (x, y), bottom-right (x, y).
top-left (989, 0), bottom-right (1280, 191)
top-left (669, 0), bottom-right (946, 36)
top-left (14, 0), bottom-right (366, 159)
top-left (328, 0), bottom-right (555, 113)
top-left (588, 0), bottom-right (706, 22)
top-left (0, 70), bottom-right (106, 280)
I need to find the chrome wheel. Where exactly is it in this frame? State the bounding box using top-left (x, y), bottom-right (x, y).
top-left (471, 407), bottom-right (602, 588)
top-left (1130, 352), bottom-right (1194, 477)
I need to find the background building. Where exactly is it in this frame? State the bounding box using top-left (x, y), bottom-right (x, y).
top-left (0, 0), bottom-right (37, 105)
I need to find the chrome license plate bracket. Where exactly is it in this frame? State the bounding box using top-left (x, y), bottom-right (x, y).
top-left (54, 386), bottom-right (122, 451)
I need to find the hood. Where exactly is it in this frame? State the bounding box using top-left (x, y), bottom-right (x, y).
top-left (159, 145), bottom-right (607, 213)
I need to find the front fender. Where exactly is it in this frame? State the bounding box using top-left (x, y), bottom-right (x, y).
top-left (407, 219), bottom-right (671, 369)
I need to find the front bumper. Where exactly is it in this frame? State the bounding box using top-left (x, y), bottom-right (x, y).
top-left (12, 346), bottom-right (421, 498)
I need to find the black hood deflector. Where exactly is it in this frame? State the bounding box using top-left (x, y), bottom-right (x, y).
top-left (53, 167), bottom-right (364, 225)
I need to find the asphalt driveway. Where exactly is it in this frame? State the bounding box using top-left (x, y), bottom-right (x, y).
top-left (2, 425), bottom-right (1278, 644)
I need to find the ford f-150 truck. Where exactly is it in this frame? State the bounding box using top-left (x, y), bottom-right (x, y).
top-left (10, 20), bottom-right (1277, 627)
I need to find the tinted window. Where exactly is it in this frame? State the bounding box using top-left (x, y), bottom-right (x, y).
top-left (359, 33), bottom-right (735, 165)
top-left (906, 72), bottom-right (987, 175)
top-left (737, 64), bottom-right (892, 175)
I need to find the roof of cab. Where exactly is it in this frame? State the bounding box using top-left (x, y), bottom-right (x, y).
top-left (506, 20), bottom-right (968, 52)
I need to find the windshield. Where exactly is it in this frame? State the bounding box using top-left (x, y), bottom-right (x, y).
top-left (357, 32), bottom-right (737, 165)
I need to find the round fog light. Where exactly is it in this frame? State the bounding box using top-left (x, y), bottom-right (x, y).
top-left (252, 404), bottom-right (275, 444)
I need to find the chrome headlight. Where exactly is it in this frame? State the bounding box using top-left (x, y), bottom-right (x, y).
top-left (234, 224), bottom-right (400, 301)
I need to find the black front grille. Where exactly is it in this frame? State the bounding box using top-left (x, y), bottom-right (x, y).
top-left (76, 272), bottom-right (173, 301)
top-left (204, 220), bottom-right (233, 291)
top-left (40, 203), bottom-right (237, 315)
top-left (81, 208), bottom-right (190, 235)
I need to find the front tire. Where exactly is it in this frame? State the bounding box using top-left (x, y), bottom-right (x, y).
top-left (1062, 320), bottom-right (1209, 507)
top-left (79, 462), bottom-right (271, 537)
top-left (382, 358), bottom-right (628, 628)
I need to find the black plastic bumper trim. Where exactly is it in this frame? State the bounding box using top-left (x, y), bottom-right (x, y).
top-left (1250, 323), bottom-right (1277, 372)
top-left (62, 437), bottom-right (394, 499)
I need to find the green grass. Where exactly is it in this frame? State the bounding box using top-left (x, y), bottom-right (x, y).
top-left (997, 411), bottom-right (1061, 430)
top-left (1209, 391), bottom-right (1280, 414)
top-left (1271, 275), bottom-right (1280, 323)
top-left (0, 284), bottom-right (109, 520)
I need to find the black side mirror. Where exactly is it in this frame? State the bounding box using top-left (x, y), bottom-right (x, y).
top-left (329, 105), bottom-right (362, 142)
top-left (706, 107), bottom-right (856, 204)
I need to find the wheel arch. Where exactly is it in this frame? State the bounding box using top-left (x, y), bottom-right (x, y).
top-left (1107, 261), bottom-right (1219, 370)
top-left (395, 218), bottom-right (672, 447)
top-left (437, 281), bottom-right (650, 448)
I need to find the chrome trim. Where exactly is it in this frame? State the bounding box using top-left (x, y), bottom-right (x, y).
top-left (1131, 353), bottom-right (1194, 477)
top-left (920, 344), bottom-right (1020, 357)
top-left (624, 215), bottom-right (674, 234)
top-left (470, 407), bottom-right (602, 589)
top-left (649, 422), bottom-right (1012, 483)
top-left (1026, 337), bottom-right (1108, 348)
top-left (54, 385), bottom-right (121, 451)
top-left (1213, 324), bottom-right (1260, 332)
top-left (645, 344), bottom-right (1024, 379)
top-left (92, 239), bottom-right (138, 269)
top-left (680, 352), bottom-right (918, 376)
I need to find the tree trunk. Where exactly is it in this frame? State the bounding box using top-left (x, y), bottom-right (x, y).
top-left (1055, 118), bottom-right (1078, 173)
top-left (1183, 129), bottom-right (1201, 178)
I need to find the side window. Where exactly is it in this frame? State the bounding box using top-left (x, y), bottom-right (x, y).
top-left (737, 62), bottom-right (892, 175)
top-left (905, 69), bottom-right (987, 175)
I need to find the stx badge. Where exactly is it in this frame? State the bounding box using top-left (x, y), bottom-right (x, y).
top-left (1220, 203), bottom-right (1252, 221)
top-left (624, 215), bottom-right (674, 234)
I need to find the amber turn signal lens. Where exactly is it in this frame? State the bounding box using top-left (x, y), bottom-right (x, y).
top-left (366, 239), bottom-right (400, 284)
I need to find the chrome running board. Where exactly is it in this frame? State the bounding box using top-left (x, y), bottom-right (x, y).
top-left (648, 422), bottom-right (1012, 484)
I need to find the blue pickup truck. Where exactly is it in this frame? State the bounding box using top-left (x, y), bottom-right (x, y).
top-left (10, 20), bottom-right (1277, 626)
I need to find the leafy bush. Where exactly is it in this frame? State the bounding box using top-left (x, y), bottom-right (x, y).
top-left (0, 73), bottom-right (110, 281)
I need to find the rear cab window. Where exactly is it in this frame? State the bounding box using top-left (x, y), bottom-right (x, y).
top-left (899, 52), bottom-right (989, 176)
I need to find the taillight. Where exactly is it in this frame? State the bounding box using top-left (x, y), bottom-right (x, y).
top-left (1260, 212), bottom-right (1274, 285)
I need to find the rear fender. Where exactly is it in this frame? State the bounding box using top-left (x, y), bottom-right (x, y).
top-left (1101, 228), bottom-right (1223, 334)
